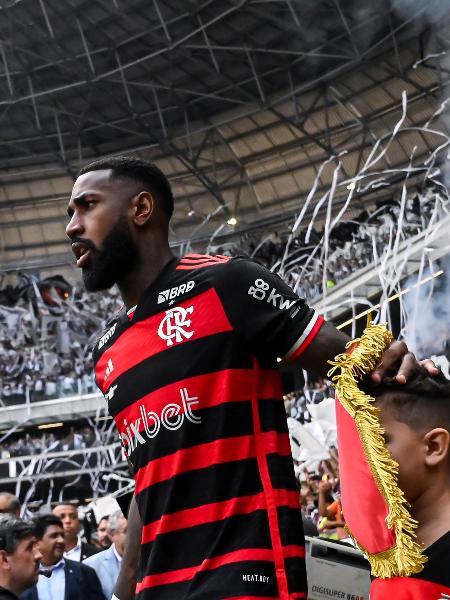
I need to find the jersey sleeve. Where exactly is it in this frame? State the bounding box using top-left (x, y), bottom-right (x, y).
top-left (216, 257), bottom-right (324, 362)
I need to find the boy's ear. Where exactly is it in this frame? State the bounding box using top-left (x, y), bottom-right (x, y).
top-left (423, 428), bottom-right (450, 467)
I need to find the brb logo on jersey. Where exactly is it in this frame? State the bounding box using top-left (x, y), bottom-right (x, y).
top-left (158, 305), bottom-right (194, 346)
top-left (158, 281), bottom-right (194, 304)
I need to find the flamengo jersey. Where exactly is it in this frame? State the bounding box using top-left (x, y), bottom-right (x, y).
top-left (93, 254), bottom-right (324, 600)
top-left (370, 531), bottom-right (450, 599)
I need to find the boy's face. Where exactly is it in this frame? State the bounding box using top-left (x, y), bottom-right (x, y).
top-left (377, 401), bottom-right (426, 504)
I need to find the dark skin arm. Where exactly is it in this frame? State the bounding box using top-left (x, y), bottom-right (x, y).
top-left (294, 320), bottom-right (439, 382)
top-left (113, 494), bottom-right (142, 600)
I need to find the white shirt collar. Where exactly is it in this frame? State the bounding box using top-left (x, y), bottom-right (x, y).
top-left (52, 558), bottom-right (65, 570)
top-left (64, 535), bottom-right (81, 559)
top-left (112, 544), bottom-right (122, 563)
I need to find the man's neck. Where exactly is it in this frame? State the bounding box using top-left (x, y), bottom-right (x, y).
top-left (41, 556), bottom-right (63, 567)
top-left (118, 246), bottom-right (174, 309)
top-left (0, 577), bottom-right (19, 597)
top-left (413, 484), bottom-right (450, 548)
top-left (65, 535), bottom-right (80, 552)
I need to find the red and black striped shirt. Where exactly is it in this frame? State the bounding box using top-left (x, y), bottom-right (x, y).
top-left (94, 255), bottom-right (324, 599)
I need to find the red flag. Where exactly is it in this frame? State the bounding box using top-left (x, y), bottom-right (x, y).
top-left (329, 324), bottom-right (426, 578)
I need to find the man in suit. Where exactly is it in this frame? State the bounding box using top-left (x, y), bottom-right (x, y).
top-left (20, 515), bottom-right (105, 600)
top-left (52, 504), bottom-right (99, 562)
top-left (0, 516), bottom-right (42, 600)
top-left (83, 511), bottom-right (126, 600)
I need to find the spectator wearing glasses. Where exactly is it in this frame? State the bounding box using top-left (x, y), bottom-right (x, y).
top-left (0, 516), bottom-right (42, 600)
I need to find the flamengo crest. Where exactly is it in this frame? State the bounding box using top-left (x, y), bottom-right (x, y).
top-left (158, 305), bottom-right (194, 346)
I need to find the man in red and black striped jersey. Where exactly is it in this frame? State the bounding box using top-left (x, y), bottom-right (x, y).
top-left (66, 156), bottom-right (439, 600)
top-left (369, 372), bottom-right (450, 599)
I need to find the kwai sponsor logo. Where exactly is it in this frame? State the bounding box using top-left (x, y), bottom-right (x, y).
top-left (158, 281), bottom-right (195, 304)
top-left (248, 278), bottom-right (296, 311)
top-left (119, 387), bottom-right (201, 456)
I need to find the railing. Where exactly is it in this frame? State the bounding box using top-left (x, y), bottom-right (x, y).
top-left (0, 392), bottom-right (105, 428)
top-left (0, 442), bottom-right (125, 484)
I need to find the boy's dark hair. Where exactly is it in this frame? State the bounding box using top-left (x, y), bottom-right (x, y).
top-left (33, 514), bottom-right (63, 540)
top-left (368, 370), bottom-right (450, 432)
top-left (79, 156), bottom-right (174, 220)
top-left (0, 516), bottom-right (33, 553)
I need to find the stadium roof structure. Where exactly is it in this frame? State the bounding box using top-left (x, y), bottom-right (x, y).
top-left (0, 0), bottom-right (449, 273)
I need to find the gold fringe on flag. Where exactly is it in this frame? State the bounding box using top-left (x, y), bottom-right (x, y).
top-left (328, 323), bottom-right (427, 578)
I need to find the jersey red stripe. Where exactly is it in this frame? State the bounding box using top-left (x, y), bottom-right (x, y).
top-left (141, 490), bottom-right (302, 544)
top-left (135, 548), bottom-right (275, 592)
top-left (114, 368), bottom-right (283, 439)
top-left (282, 545), bottom-right (306, 559)
top-left (177, 262), bottom-right (229, 270)
top-left (250, 358), bottom-right (290, 599)
top-left (179, 253), bottom-right (231, 263)
top-left (142, 492), bottom-right (268, 543)
top-left (95, 288), bottom-right (232, 391)
top-left (179, 257), bottom-right (226, 264)
top-left (134, 431), bottom-right (291, 494)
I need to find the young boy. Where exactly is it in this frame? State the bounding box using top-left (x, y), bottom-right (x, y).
top-left (369, 370), bottom-right (450, 598)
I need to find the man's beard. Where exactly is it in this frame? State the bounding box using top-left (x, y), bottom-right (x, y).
top-left (82, 217), bottom-right (139, 292)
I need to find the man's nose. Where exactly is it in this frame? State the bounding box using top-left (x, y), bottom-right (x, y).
top-left (35, 549), bottom-right (43, 561)
top-left (66, 213), bottom-right (83, 239)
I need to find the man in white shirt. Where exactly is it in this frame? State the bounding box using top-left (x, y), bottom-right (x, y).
top-left (83, 511), bottom-right (127, 600)
top-left (52, 504), bottom-right (99, 562)
top-left (21, 515), bottom-right (105, 600)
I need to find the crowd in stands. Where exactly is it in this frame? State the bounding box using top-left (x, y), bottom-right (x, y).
top-left (0, 425), bottom-right (103, 459)
top-left (283, 379), bottom-right (344, 537)
top-left (0, 278), bottom-right (122, 405)
top-left (246, 186), bottom-right (448, 301)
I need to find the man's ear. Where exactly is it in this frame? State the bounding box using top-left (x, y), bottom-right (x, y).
top-left (0, 549), bottom-right (11, 571)
top-left (131, 191), bottom-right (154, 227)
top-left (423, 428), bottom-right (450, 467)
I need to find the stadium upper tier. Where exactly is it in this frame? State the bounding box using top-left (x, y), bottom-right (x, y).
top-left (0, 0), bottom-right (449, 270)
top-left (0, 186), bottom-right (448, 421)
